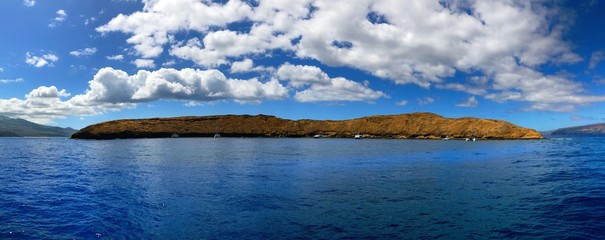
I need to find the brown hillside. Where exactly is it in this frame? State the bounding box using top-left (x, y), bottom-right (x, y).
top-left (71, 113), bottom-right (543, 140)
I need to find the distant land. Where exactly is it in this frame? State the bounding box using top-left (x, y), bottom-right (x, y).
top-left (0, 116), bottom-right (77, 137)
top-left (551, 123), bottom-right (605, 136)
top-left (71, 112), bottom-right (543, 140)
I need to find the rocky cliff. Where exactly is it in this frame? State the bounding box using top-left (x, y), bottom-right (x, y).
top-left (71, 113), bottom-right (543, 140)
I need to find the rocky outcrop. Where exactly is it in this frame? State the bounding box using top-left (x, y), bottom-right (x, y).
top-left (71, 113), bottom-right (543, 140)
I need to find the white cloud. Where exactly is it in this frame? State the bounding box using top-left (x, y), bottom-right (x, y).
top-left (70, 48), bottom-right (97, 57)
top-left (216, 57), bottom-right (271, 74)
top-left (97, 0), bottom-right (255, 58)
top-left (49, 9), bottom-right (67, 28)
top-left (589, 51), bottom-right (604, 70)
top-left (396, 100), bottom-right (408, 106)
top-left (0, 63), bottom-right (383, 123)
top-left (72, 67), bottom-right (288, 104)
top-left (277, 63), bottom-right (386, 102)
top-left (456, 96), bottom-right (479, 107)
top-left (483, 58), bottom-right (605, 111)
top-left (277, 63), bottom-right (330, 88)
top-left (23, 0), bottom-right (35, 7)
top-left (96, 0), bottom-right (605, 112)
top-left (0, 67), bottom-right (290, 124)
top-left (0, 67), bottom-right (3, 72)
top-left (437, 76), bottom-right (488, 95)
top-left (230, 59), bottom-right (254, 73)
top-left (106, 54), bottom-right (124, 61)
top-left (26, 86), bottom-right (70, 99)
top-left (84, 17), bottom-right (96, 26)
top-left (0, 78), bottom-right (24, 84)
top-left (25, 52), bottom-right (59, 68)
top-left (169, 29), bottom-right (278, 67)
top-left (132, 59), bottom-right (155, 69)
top-left (293, 78), bottom-right (386, 102)
top-left (417, 97), bottom-right (434, 106)
top-left (0, 86), bottom-right (95, 125)
top-left (162, 60), bottom-right (176, 67)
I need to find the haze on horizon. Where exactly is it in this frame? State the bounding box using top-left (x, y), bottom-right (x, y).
top-left (0, 0), bottom-right (604, 131)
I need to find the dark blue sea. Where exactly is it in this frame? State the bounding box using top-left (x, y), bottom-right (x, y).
top-left (1, 137), bottom-right (604, 239)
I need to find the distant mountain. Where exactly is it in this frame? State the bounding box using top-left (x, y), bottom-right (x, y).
top-left (0, 116), bottom-right (77, 137)
top-left (551, 123), bottom-right (605, 136)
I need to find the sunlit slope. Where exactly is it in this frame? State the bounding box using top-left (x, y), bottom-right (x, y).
top-left (72, 112), bottom-right (543, 140)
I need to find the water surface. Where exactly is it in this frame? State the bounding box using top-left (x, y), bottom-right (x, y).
top-left (1, 137), bottom-right (604, 239)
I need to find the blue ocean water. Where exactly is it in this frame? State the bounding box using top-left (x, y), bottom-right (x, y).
top-left (0, 137), bottom-right (604, 239)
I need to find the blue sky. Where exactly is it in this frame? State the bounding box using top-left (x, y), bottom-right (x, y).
top-left (1, 0), bottom-right (604, 131)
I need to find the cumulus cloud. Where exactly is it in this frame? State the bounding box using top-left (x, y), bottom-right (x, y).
top-left (230, 58), bottom-right (267, 73)
top-left (23, 0), bottom-right (35, 7)
top-left (72, 67), bottom-right (289, 104)
top-left (277, 63), bottom-right (387, 102)
top-left (293, 78), bottom-right (386, 102)
top-left (70, 47), bottom-right (97, 57)
top-left (0, 67), bottom-right (291, 124)
top-left (0, 86), bottom-right (97, 125)
top-left (96, 0), bottom-right (605, 112)
top-left (25, 52), bottom-right (58, 68)
top-left (162, 60), bottom-right (177, 67)
top-left (97, 0), bottom-right (255, 58)
top-left (107, 54), bottom-right (124, 61)
top-left (132, 59), bottom-right (156, 69)
top-left (437, 76), bottom-right (488, 95)
top-left (456, 96), bottom-right (479, 107)
top-left (49, 9), bottom-right (67, 28)
top-left (1, 63), bottom-right (389, 123)
top-left (277, 63), bottom-right (330, 88)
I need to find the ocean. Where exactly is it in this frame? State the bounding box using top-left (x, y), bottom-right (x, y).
top-left (0, 137), bottom-right (604, 239)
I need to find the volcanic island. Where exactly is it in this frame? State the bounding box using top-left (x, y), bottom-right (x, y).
top-left (71, 112), bottom-right (543, 140)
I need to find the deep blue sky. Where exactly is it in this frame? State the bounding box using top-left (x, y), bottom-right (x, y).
top-left (1, 0), bottom-right (604, 131)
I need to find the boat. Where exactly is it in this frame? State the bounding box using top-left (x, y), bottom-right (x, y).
top-left (442, 136), bottom-right (450, 140)
top-left (213, 133), bottom-right (221, 138)
top-left (465, 137), bottom-right (477, 142)
top-left (354, 133), bottom-right (362, 139)
top-left (171, 133), bottom-right (180, 138)
top-left (313, 134), bottom-right (323, 139)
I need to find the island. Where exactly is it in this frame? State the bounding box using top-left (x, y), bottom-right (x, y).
top-left (0, 115), bottom-right (76, 137)
top-left (550, 123), bottom-right (605, 136)
top-left (71, 112), bottom-right (543, 140)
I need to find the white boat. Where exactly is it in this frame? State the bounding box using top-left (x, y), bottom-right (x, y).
top-left (354, 133), bottom-right (362, 139)
top-left (313, 134), bottom-right (323, 139)
top-left (171, 133), bottom-right (180, 138)
top-left (442, 136), bottom-right (450, 140)
top-left (213, 133), bottom-right (221, 138)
